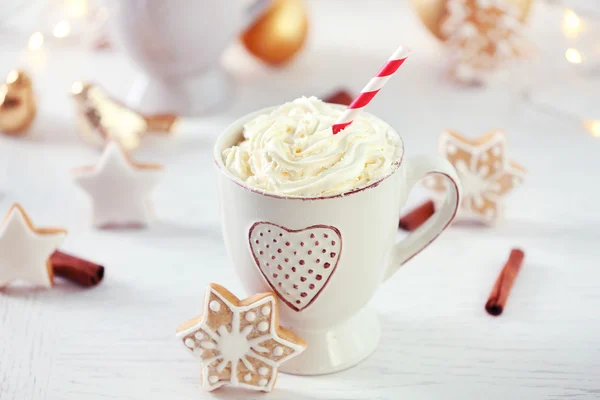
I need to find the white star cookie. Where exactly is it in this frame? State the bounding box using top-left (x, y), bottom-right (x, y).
top-left (424, 130), bottom-right (525, 225)
top-left (0, 203), bottom-right (66, 288)
top-left (73, 141), bottom-right (163, 229)
top-left (176, 283), bottom-right (306, 392)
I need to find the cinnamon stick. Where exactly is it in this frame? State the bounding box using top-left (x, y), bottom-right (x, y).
top-left (51, 251), bottom-right (105, 287)
top-left (399, 200), bottom-right (435, 231)
top-left (323, 89), bottom-right (353, 106)
top-left (485, 249), bottom-right (525, 316)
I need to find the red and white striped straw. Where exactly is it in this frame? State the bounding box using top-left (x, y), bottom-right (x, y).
top-left (331, 45), bottom-right (410, 134)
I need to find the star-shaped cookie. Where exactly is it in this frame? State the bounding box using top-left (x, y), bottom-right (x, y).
top-left (440, 0), bottom-right (528, 84)
top-left (176, 283), bottom-right (306, 392)
top-left (0, 203), bottom-right (66, 288)
top-left (424, 130), bottom-right (525, 225)
top-left (73, 141), bottom-right (163, 229)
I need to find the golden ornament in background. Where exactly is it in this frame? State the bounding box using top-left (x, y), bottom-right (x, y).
top-left (71, 82), bottom-right (178, 151)
top-left (241, 0), bottom-right (309, 66)
top-left (0, 70), bottom-right (36, 135)
top-left (410, 0), bottom-right (533, 40)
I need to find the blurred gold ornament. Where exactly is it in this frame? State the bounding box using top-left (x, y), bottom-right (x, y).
top-left (71, 82), bottom-right (180, 151)
top-left (410, 0), bottom-right (533, 40)
top-left (241, 0), bottom-right (308, 66)
top-left (584, 120), bottom-right (600, 137)
top-left (0, 70), bottom-right (37, 136)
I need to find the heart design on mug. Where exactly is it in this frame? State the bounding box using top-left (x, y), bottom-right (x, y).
top-left (249, 222), bottom-right (342, 312)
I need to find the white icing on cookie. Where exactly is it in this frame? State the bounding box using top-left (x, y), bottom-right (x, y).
top-left (257, 321), bottom-right (269, 332)
top-left (209, 300), bottom-right (221, 312)
top-left (72, 141), bottom-right (162, 229)
top-left (177, 286), bottom-right (306, 392)
top-left (0, 204), bottom-right (66, 288)
top-left (273, 346), bottom-right (284, 356)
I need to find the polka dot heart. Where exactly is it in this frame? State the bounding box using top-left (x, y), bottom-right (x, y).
top-left (249, 222), bottom-right (342, 312)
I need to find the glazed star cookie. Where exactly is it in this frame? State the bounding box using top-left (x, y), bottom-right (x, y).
top-left (440, 0), bottom-right (528, 84)
top-left (424, 130), bottom-right (525, 225)
top-left (73, 141), bottom-right (163, 229)
top-left (0, 203), bottom-right (66, 288)
top-left (176, 283), bottom-right (306, 392)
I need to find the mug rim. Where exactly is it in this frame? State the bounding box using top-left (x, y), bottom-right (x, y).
top-left (213, 103), bottom-right (405, 201)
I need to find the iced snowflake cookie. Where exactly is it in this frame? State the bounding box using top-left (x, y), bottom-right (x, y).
top-left (424, 130), bottom-right (525, 225)
top-left (440, 0), bottom-right (528, 84)
top-left (176, 283), bottom-right (306, 392)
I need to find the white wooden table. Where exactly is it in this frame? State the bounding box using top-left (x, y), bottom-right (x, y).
top-left (1, 1), bottom-right (600, 399)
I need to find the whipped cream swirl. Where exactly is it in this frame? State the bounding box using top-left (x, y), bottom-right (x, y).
top-left (222, 96), bottom-right (401, 196)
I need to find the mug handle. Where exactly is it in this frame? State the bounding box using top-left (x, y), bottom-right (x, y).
top-left (384, 155), bottom-right (462, 281)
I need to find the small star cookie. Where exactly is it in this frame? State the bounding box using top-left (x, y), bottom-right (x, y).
top-left (424, 130), bottom-right (525, 225)
top-left (73, 141), bottom-right (163, 229)
top-left (176, 283), bottom-right (306, 392)
top-left (0, 203), bottom-right (66, 288)
top-left (440, 0), bottom-right (528, 84)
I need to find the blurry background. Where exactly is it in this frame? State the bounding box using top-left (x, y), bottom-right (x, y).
top-left (1, 0), bottom-right (599, 225)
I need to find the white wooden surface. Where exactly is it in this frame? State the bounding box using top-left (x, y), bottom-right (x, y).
top-left (1, 1), bottom-right (600, 399)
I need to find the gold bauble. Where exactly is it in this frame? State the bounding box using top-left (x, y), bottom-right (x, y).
top-left (241, 0), bottom-right (309, 66)
top-left (410, 0), bottom-right (534, 40)
top-left (0, 70), bottom-right (36, 135)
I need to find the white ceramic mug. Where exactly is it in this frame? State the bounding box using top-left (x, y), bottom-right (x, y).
top-left (214, 106), bottom-right (462, 375)
top-left (105, 0), bottom-right (269, 115)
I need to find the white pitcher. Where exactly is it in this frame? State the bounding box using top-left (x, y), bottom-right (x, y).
top-left (105, 0), bottom-right (269, 115)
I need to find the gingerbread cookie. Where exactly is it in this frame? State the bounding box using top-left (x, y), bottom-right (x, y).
top-left (424, 130), bottom-right (525, 225)
top-left (176, 283), bottom-right (306, 392)
top-left (0, 70), bottom-right (36, 135)
top-left (440, 0), bottom-right (528, 84)
top-left (73, 141), bottom-right (163, 229)
top-left (0, 203), bottom-right (66, 288)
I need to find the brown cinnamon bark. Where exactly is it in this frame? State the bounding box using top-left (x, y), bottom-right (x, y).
top-left (323, 89), bottom-right (353, 106)
top-left (398, 200), bottom-right (435, 231)
top-left (51, 251), bottom-right (105, 287)
top-left (485, 249), bottom-right (525, 316)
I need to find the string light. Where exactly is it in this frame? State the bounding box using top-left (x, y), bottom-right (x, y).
top-left (565, 48), bottom-right (582, 64)
top-left (65, 0), bottom-right (88, 18)
top-left (561, 9), bottom-right (583, 38)
top-left (53, 21), bottom-right (71, 38)
top-left (28, 32), bottom-right (44, 50)
top-left (584, 120), bottom-right (600, 137)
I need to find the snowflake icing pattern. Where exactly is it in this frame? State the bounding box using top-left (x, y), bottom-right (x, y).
top-left (176, 284), bottom-right (306, 392)
top-left (440, 0), bottom-right (529, 83)
top-left (424, 130), bottom-right (525, 225)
